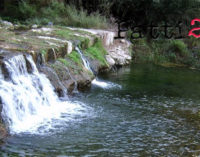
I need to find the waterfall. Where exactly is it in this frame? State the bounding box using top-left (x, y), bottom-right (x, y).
top-left (0, 53), bottom-right (87, 134)
top-left (75, 47), bottom-right (93, 72)
top-left (75, 47), bottom-right (121, 89)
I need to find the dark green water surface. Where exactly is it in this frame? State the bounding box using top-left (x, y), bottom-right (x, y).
top-left (1, 64), bottom-right (200, 156)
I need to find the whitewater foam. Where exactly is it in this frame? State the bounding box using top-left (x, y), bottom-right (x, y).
top-left (0, 54), bottom-right (89, 134)
top-left (75, 47), bottom-right (121, 89)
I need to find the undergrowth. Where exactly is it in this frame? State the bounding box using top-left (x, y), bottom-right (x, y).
top-left (1, 1), bottom-right (108, 29)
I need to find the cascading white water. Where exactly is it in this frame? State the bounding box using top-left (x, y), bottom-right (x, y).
top-left (0, 54), bottom-right (88, 134)
top-left (75, 47), bottom-right (93, 72)
top-left (75, 47), bottom-right (121, 89)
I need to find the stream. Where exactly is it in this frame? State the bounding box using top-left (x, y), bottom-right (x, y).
top-left (1, 63), bottom-right (200, 156)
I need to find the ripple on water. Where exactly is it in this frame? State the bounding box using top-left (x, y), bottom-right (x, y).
top-left (1, 64), bottom-right (200, 156)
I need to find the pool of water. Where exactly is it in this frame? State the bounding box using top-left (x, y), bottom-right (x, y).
top-left (1, 63), bottom-right (200, 156)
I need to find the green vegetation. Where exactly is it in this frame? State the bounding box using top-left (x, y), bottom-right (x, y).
top-left (67, 51), bottom-right (82, 65)
top-left (85, 38), bottom-right (108, 66)
top-left (41, 49), bottom-right (47, 55)
top-left (57, 58), bottom-right (70, 66)
top-left (54, 29), bottom-right (92, 45)
top-left (1, 0), bottom-right (200, 30)
top-left (55, 29), bottom-right (74, 40)
top-left (0, 1), bottom-right (108, 29)
top-left (132, 37), bottom-right (200, 68)
top-left (81, 38), bottom-right (90, 50)
top-left (1, 0), bottom-right (200, 71)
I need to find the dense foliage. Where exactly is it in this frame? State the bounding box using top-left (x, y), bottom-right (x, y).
top-left (1, 0), bottom-right (200, 68)
top-left (1, 0), bottom-right (200, 27)
top-left (0, 0), bottom-right (108, 28)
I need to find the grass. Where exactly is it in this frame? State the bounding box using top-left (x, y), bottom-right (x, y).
top-left (85, 38), bottom-right (108, 66)
top-left (57, 58), bottom-right (70, 66)
top-left (67, 51), bottom-right (82, 65)
top-left (1, 1), bottom-right (108, 29)
top-left (55, 29), bottom-right (72, 40)
top-left (54, 29), bottom-right (86, 42)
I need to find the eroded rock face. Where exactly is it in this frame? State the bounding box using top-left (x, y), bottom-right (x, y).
top-left (39, 65), bottom-right (67, 97)
top-left (0, 51), bottom-right (24, 80)
top-left (0, 100), bottom-right (7, 143)
top-left (0, 123), bottom-right (7, 143)
top-left (105, 39), bottom-right (132, 66)
top-left (0, 25), bottom-right (133, 141)
top-left (70, 28), bottom-right (132, 67)
top-left (51, 61), bottom-right (76, 94)
top-left (0, 104), bottom-right (7, 143)
top-left (76, 71), bottom-right (93, 91)
top-left (106, 55), bottom-right (115, 66)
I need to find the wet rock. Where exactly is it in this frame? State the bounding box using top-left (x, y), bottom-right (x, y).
top-left (0, 99), bottom-right (7, 143)
top-left (63, 79), bottom-right (75, 94)
top-left (0, 123), bottom-right (7, 144)
top-left (36, 53), bottom-right (44, 67)
top-left (49, 61), bottom-right (77, 94)
top-left (1, 62), bottom-right (10, 80)
top-left (0, 51), bottom-right (23, 80)
top-left (24, 54), bottom-right (34, 74)
top-left (86, 58), bottom-right (99, 75)
top-left (47, 48), bottom-right (57, 62)
top-left (76, 73), bottom-right (92, 91)
top-left (40, 65), bottom-right (67, 97)
top-left (59, 44), bottom-right (68, 58)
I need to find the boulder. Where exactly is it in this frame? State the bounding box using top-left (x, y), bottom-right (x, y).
top-left (40, 65), bottom-right (67, 97)
top-left (106, 39), bottom-right (132, 66)
top-left (48, 61), bottom-right (77, 94)
top-left (67, 41), bottom-right (73, 54)
top-left (0, 124), bottom-right (7, 144)
top-left (76, 72), bottom-right (92, 91)
top-left (0, 99), bottom-right (7, 143)
top-left (106, 55), bottom-right (115, 66)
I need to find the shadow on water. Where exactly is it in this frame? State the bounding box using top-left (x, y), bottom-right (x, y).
top-left (1, 63), bottom-right (200, 156)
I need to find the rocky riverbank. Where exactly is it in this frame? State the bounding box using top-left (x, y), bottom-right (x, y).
top-left (0, 20), bottom-right (132, 141)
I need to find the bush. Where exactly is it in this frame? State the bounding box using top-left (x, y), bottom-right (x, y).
top-left (19, 1), bottom-right (37, 19)
top-left (1, 0), bottom-right (108, 29)
top-left (184, 36), bottom-right (200, 49)
top-left (168, 40), bottom-right (189, 58)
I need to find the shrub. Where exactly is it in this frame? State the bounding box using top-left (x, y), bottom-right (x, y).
top-left (19, 1), bottom-right (37, 19)
top-left (184, 36), bottom-right (200, 49)
top-left (168, 40), bottom-right (189, 58)
top-left (1, 1), bottom-right (108, 29)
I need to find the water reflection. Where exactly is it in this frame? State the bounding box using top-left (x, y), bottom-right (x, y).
top-left (1, 63), bottom-right (200, 156)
